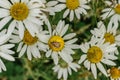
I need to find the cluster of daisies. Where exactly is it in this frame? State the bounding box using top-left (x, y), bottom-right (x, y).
top-left (0, 0), bottom-right (120, 80)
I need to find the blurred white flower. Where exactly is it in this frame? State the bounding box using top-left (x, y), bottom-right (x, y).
top-left (108, 67), bottom-right (120, 80)
top-left (53, 60), bottom-right (80, 80)
top-left (46, 0), bottom-right (90, 21)
top-left (101, 0), bottom-right (120, 28)
top-left (0, 29), bottom-right (15, 72)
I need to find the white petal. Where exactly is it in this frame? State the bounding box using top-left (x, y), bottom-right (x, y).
top-left (21, 0), bottom-right (28, 3)
top-left (96, 63), bottom-right (108, 77)
top-left (17, 42), bottom-right (23, 52)
top-left (54, 4), bottom-right (66, 12)
top-left (47, 1), bottom-right (58, 6)
top-left (0, 34), bottom-right (11, 46)
top-left (58, 68), bottom-right (63, 79)
top-left (69, 10), bottom-right (74, 21)
top-left (65, 38), bottom-right (78, 44)
top-left (23, 20), bottom-right (37, 37)
top-left (59, 51), bottom-right (72, 63)
top-left (18, 45), bottom-right (27, 58)
top-left (46, 50), bottom-right (52, 57)
top-left (0, 52), bottom-right (15, 61)
top-left (84, 60), bottom-right (90, 70)
top-left (37, 34), bottom-right (50, 43)
top-left (31, 46), bottom-right (41, 58)
top-left (75, 9), bottom-right (80, 19)
top-left (63, 69), bottom-right (68, 80)
top-left (52, 52), bottom-right (59, 65)
top-left (11, 0), bottom-right (20, 3)
top-left (7, 20), bottom-right (16, 35)
top-left (0, 0), bottom-right (11, 9)
top-left (78, 54), bottom-right (87, 64)
top-left (0, 16), bottom-right (12, 30)
top-left (68, 67), bottom-right (72, 75)
top-left (101, 59), bottom-right (116, 66)
top-left (63, 9), bottom-right (70, 18)
top-left (0, 9), bottom-right (9, 18)
top-left (60, 24), bottom-right (69, 37)
top-left (0, 59), bottom-right (6, 71)
top-left (91, 63), bottom-right (97, 79)
top-left (27, 46), bottom-right (32, 60)
top-left (63, 33), bottom-right (76, 40)
top-left (18, 21), bottom-right (25, 39)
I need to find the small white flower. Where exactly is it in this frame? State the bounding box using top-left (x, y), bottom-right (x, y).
top-left (0, 0), bottom-right (46, 39)
top-left (45, 20), bottom-right (79, 65)
top-left (78, 36), bottom-right (117, 79)
top-left (47, 0), bottom-right (90, 21)
top-left (107, 67), bottom-right (120, 80)
top-left (91, 21), bottom-right (120, 55)
top-left (0, 29), bottom-right (15, 72)
top-left (53, 60), bottom-right (80, 80)
top-left (101, 0), bottom-right (120, 27)
top-left (9, 27), bottom-right (49, 60)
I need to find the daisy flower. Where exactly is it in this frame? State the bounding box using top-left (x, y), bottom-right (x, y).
top-left (52, 59), bottom-right (80, 80)
top-left (9, 27), bottom-right (49, 60)
top-left (91, 21), bottom-right (120, 55)
top-left (0, 29), bottom-right (15, 72)
top-left (0, 0), bottom-right (46, 39)
top-left (101, 0), bottom-right (120, 27)
top-left (78, 36), bottom-right (117, 79)
top-left (48, 0), bottom-right (90, 21)
top-left (45, 20), bottom-right (79, 65)
top-left (108, 67), bottom-right (120, 80)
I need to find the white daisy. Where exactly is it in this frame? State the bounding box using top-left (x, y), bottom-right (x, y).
top-left (9, 27), bottom-right (49, 60)
top-left (101, 0), bottom-right (120, 27)
top-left (45, 20), bottom-right (79, 65)
top-left (78, 36), bottom-right (117, 79)
top-left (52, 60), bottom-right (80, 80)
top-left (91, 21), bottom-right (120, 55)
top-left (0, 0), bottom-right (46, 39)
top-left (0, 29), bottom-right (15, 72)
top-left (47, 0), bottom-right (90, 21)
top-left (108, 67), bottom-right (120, 80)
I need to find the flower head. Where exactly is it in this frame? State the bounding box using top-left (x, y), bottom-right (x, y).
top-left (46, 0), bottom-right (90, 21)
top-left (9, 27), bottom-right (49, 60)
top-left (101, 0), bottom-right (120, 27)
top-left (0, 0), bottom-right (46, 39)
top-left (53, 60), bottom-right (80, 80)
top-left (108, 67), bottom-right (120, 80)
top-left (78, 36), bottom-right (117, 79)
top-left (45, 20), bottom-right (79, 65)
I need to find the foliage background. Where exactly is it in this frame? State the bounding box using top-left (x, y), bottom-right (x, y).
top-left (0, 0), bottom-right (120, 80)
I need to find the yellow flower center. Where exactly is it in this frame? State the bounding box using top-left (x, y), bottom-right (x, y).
top-left (48, 36), bottom-right (64, 52)
top-left (104, 33), bottom-right (115, 44)
top-left (66, 0), bottom-right (79, 10)
top-left (110, 67), bottom-right (120, 79)
top-left (114, 4), bottom-right (120, 14)
top-left (10, 2), bottom-right (29, 21)
top-left (87, 46), bottom-right (103, 63)
top-left (23, 30), bottom-right (38, 45)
